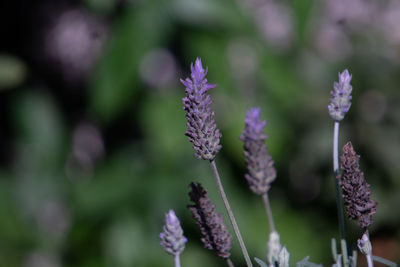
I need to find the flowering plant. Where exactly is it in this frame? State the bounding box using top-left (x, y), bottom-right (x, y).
top-left (158, 58), bottom-right (396, 267)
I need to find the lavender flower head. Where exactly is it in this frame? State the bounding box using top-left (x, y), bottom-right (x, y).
top-left (340, 142), bottom-right (377, 228)
top-left (187, 182), bottom-right (232, 259)
top-left (328, 69), bottom-right (353, 121)
top-left (240, 107), bottom-right (276, 195)
top-left (160, 210), bottom-right (187, 256)
top-left (181, 58), bottom-right (222, 160)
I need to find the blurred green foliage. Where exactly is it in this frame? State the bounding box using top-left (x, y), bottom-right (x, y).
top-left (1, 0), bottom-right (400, 266)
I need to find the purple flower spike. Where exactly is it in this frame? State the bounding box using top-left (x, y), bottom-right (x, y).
top-left (240, 107), bottom-right (276, 195)
top-left (328, 69), bottom-right (353, 121)
top-left (181, 58), bottom-right (222, 160)
top-left (160, 210), bottom-right (187, 256)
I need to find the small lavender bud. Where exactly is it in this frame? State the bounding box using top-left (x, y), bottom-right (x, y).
top-left (357, 233), bottom-right (372, 255)
top-left (240, 107), bottom-right (276, 195)
top-left (160, 210), bottom-right (187, 256)
top-left (340, 142), bottom-right (377, 228)
top-left (187, 182), bottom-right (232, 259)
top-left (328, 69), bottom-right (353, 121)
top-left (267, 231), bottom-right (281, 265)
top-left (181, 58), bottom-right (222, 161)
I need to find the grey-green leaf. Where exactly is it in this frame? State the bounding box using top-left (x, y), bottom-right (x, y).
top-left (296, 256), bottom-right (323, 267)
top-left (254, 257), bottom-right (269, 267)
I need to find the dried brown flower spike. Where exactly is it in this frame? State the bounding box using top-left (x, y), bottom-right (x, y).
top-left (340, 142), bottom-right (377, 228)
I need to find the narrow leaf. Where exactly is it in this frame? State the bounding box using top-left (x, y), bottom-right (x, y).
top-left (254, 257), bottom-right (269, 267)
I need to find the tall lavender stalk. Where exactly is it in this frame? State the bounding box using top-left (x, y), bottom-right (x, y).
top-left (328, 69), bottom-right (353, 266)
top-left (328, 69), bottom-right (353, 241)
top-left (160, 210), bottom-right (187, 267)
top-left (181, 58), bottom-right (252, 267)
top-left (240, 107), bottom-right (277, 233)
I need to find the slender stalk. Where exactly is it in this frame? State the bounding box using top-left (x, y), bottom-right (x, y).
top-left (341, 239), bottom-right (349, 267)
top-left (226, 258), bottom-right (235, 267)
top-left (333, 122), bottom-right (339, 171)
top-left (210, 160), bottom-right (253, 267)
top-left (174, 254), bottom-right (181, 267)
top-left (333, 121), bottom-right (349, 267)
top-left (367, 254), bottom-right (374, 267)
top-left (333, 121), bottom-right (346, 240)
top-left (351, 249), bottom-right (358, 267)
top-left (262, 193), bottom-right (276, 233)
top-left (361, 231), bottom-right (374, 267)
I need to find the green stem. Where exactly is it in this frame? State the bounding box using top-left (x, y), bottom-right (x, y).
top-left (210, 160), bottom-right (253, 267)
top-left (262, 193), bottom-right (276, 233)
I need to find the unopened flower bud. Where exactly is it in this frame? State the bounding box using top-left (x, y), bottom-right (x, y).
top-left (267, 231), bottom-right (281, 265)
top-left (357, 233), bottom-right (372, 255)
top-left (160, 210), bottom-right (187, 256)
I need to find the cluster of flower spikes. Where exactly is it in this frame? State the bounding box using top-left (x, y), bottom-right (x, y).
top-left (328, 69), bottom-right (353, 121)
top-left (181, 58), bottom-right (222, 161)
top-left (340, 142), bottom-right (377, 228)
top-left (240, 107), bottom-right (276, 195)
top-left (160, 210), bottom-right (187, 256)
top-left (187, 182), bottom-right (232, 259)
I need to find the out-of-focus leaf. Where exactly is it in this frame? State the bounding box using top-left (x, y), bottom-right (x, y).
top-left (259, 55), bottom-right (303, 109)
top-left (73, 150), bottom-right (145, 217)
top-left (104, 216), bottom-right (146, 267)
top-left (83, 0), bottom-right (117, 14)
top-left (0, 173), bottom-right (32, 245)
top-left (290, 0), bottom-right (315, 44)
top-left (11, 90), bottom-right (66, 169)
top-left (139, 92), bottom-right (188, 162)
top-left (296, 256), bottom-right (323, 267)
top-left (89, 0), bottom-right (173, 123)
top-left (172, 0), bottom-right (249, 31)
top-left (0, 54), bottom-right (26, 89)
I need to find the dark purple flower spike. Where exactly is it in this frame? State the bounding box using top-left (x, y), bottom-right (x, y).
top-left (188, 182), bottom-right (233, 259)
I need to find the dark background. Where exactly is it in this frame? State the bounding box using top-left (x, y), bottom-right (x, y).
top-left (0, 0), bottom-right (399, 266)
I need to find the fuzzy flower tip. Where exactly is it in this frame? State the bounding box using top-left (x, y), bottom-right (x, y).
top-left (328, 69), bottom-right (353, 121)
top-left (160, 210), bottom-right (187, 256)
top-left (340, 142), bottom-right (377, 228)
top-left (187, 182), bottom-right (232, 259)
top-left (240, 107), bottom-right (276, 195)
top-left (181, 58), bottom-right (222, 161)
